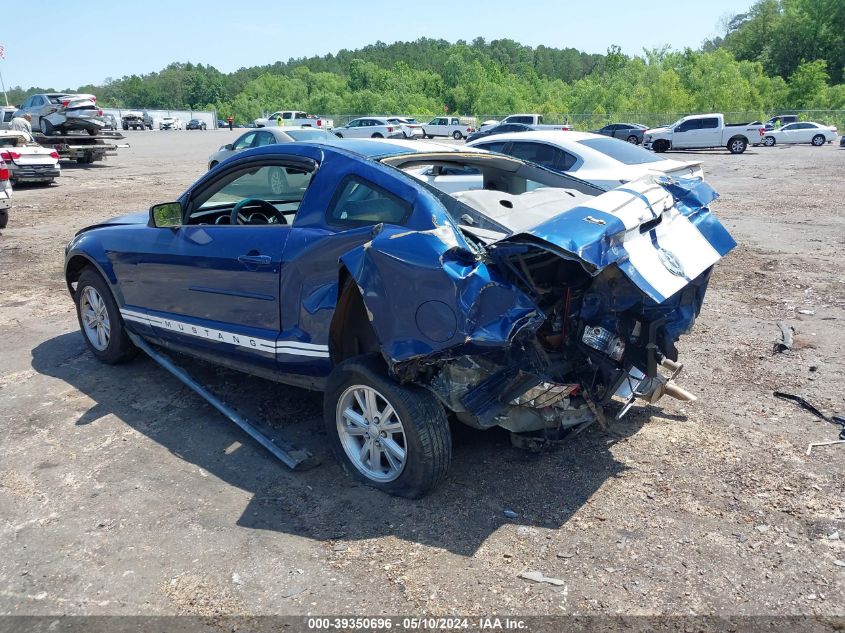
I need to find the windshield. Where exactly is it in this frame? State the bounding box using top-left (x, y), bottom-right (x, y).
top-left (285, 129), bottom-right (334, 141)
top-left (578, 137), bottom-right (665, 165)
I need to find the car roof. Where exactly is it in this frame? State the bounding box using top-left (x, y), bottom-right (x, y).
top-left (236, 138), bottom-right (482, 163)
top-left (470, 130), bottom-right (600, 144)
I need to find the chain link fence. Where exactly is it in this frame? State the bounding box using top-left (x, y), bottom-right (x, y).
top-left (325, 110), bottom-right (845, 132)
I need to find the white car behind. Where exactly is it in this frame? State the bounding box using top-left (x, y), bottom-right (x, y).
top-left (159, 117), bottom-right (182, 130)
top-left (332, 117), bottom-right (405, 139)
top-left (761, 121), bottom-right (838, 146)
top-left (0, 130), bottom-right (61, 185)
top-left (460, 131), bottom-right (703, 191)
top-left (387, 117), bottom-right (424, 138)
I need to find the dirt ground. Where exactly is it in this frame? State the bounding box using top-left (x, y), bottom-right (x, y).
top-left (0, 130), bottom-right (843, 618)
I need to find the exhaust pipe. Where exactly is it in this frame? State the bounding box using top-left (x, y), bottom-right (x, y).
top-left (647, 375), bottom-right (698, 403)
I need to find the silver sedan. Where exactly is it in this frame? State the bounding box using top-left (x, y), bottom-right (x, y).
top-left (207, 126), bottom-right (335, 169)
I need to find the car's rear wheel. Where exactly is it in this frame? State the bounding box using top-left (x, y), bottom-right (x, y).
top-left (452, 130), bottom-right (462, 140)
top-left (324, 355), bottom-right (451, 498)
top-left (74, 268), bottom-right (137, 364)
top-left (811, 134), bottom-right (825, 146)
top-left (0, 210), bottom-right (8, 229)
top-left (728, 137), bottom-right (747, 154)
top-left (268, 166), bottom-right (289, 195)
top-left (653, 139), bottom-right (669, 153)
top-left (626, 134), bottom-right (639, 144)
top-left (40, 118), bottom-right (54, 135)
top-left (372, 133), bottom-right (383, 138)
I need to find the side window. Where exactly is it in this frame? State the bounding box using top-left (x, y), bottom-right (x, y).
top-left (233, 132), bottom-right (256, 150)
top-left (781, 123), bottom-right (797, 131)
top-left (282, 112), bottom-right (292, 120)
top-left (677, 119), bottom-right (701, 132)
top-left (476, 141), bottom-right (508, 153)
top-left (193, 162), bottom-right (316, 217)
top-left (700, 118), bottom-right (719, 129)
top-left (328, 177), bottom-right (411, 227)
top-left (254, 131), bottom-right (276, 146)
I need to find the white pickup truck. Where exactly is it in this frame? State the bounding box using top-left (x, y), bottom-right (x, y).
top-left (643, 113), bottom-right (764, 154)
top-left (254, 110), bottom-right (334, 130)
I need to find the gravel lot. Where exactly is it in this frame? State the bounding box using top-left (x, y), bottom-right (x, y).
top-left (1, 130), bottom-right (843, 617)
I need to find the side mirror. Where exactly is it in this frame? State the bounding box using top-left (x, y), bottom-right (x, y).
top-left (224, 143), bottom-right (234, 150)
top-left (149, 202), bottom-right (182, 228)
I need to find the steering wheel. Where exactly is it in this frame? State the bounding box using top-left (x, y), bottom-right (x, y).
top-left (229, 198), bottom-right (287, 225)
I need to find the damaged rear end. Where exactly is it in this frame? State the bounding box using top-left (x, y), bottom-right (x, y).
top-left (398, 176), bottom-right (734, 439)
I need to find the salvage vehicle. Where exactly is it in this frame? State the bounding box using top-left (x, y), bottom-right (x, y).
top-left (159, 117), bottom-right (182, 131)
top-left (121, 111), bottom-right (153, 130)
top-left (387, 117), bottom-right (424, 139)
top-left (36, 131), bottom-right (128, 164)
top-left (208, 126), bottom-right (334, 169)
top-left (15, 93), bottom-right (106, 136)
top-left (333, 117), bottom-right (405, 139)
top-left (64, 139), bottom-right (735, 497)
top-left (0, 130), bottom-right (61, 184)
top-left (422, 116), bottom-right (477, 140)
top-left (466, 123), bottom-right (536, 143)
top-left (761, 121), bottom-right (838, 146)
top-left (255, 111), bottom-right (334, 130)
top-left (0, 158), bottom-right (10, 228)
top-left (643, 114), bottom-right (764, 154)
top-left (186, 119), bottom-right (207, 130)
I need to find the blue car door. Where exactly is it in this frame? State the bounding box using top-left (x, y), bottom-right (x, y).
top-left (115, 157), bottom-right (317, 371)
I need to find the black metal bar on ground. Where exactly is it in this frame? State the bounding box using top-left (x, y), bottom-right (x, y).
top-left (127, 333), bottom-right (317, 470)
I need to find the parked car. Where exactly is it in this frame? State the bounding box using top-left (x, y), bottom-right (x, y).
top-left (465, 122), bottom-right (534, 143)
top-left (207, 126), bottom-right (334, 169)
top-left (332, 117), bottom-right (405, 139)
top-left (186, 119), bottom-right (207, 130)
top-left (761, 122), bottom-right (838, 146)
top-left (1, 106), bottom-right (16, 130)
top-left (840, 135), bottom-right (845, 147)
top-left (159, 117), bottom-right (182, 131)
top-left (0, 130), bottom-right (61, 185)
top-left (64, 138), bottom-right (734, 497)
top-left (387, 117), bottom-right (424, 138)
top-left (463, 131), bottom-right (703, 191)
top-left (15, 93), bottom-right (105, 136)
top-left (764, 114), bottom-right (798, 130)
top-left (255, 110), bottom-right (334, 130)
top-left (421, 116), bottom-right (476, 139)
top-left (121, 111), bottom-right (153, 131)
top-left (0, 158), bottom-right (10, 228)
top-left (591, 123), bottom-right (648, 144)
top-left (643, 114), bottom-right (764, 154)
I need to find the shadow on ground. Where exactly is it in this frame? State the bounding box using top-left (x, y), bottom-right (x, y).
top-left (32, 332), bottom-right (659, 556)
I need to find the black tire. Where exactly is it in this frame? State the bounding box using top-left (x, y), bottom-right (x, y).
top-left (77, 155), bottom-right (93, 164)
top-left (268, 166), bottom-right (289, 195)
top-left (421, 132), bottom-right (429, 139)
top-left (40, 118), bottom-right (54, 135)
top-left (122, 123), bottom-right (129, 131)
top-left (452, 130), bottom-right (462, 140)
top-left (334, 132), bottom-right (343, 138)
top-left (811, 134), bottom-right (825, 146)
top-left (324, 355), bottom-right (451, 498)
top-left (763, 136), bottom-right (776, 147)
top-left (371, 133), bottom-right (384, 138)
top-left (0, 209), bottom-right (8, 229)
top-left (653, 139), bottom-right (669, 153)
top-left (74, 268), bottom-right (138, 364)
top-left (626, 134), bottom-right (639, 144)
top-left (728, 137), bottom-right (747, 154)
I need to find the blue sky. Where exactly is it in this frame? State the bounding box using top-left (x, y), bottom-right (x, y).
top-left (0, 0), bottom-right (753, 90)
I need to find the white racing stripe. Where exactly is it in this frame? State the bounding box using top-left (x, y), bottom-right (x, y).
top-left (119, 309), bottom-right (329, 358)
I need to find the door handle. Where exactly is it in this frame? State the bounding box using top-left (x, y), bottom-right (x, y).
top-left (237, 254), bottom-right (271, 266)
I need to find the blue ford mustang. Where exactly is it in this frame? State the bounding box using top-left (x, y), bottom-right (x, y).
top-left (64, 139), bottom-right (735, 497)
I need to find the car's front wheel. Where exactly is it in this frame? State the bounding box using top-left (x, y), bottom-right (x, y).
top-left (653, 139), bottom-right (669, 153)
top-left (324, 355), bottom-right (451, 498)
top-left (74, 268), bottom-right (138, 364)
top-left (763, 136), bottom-right (776, 146)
